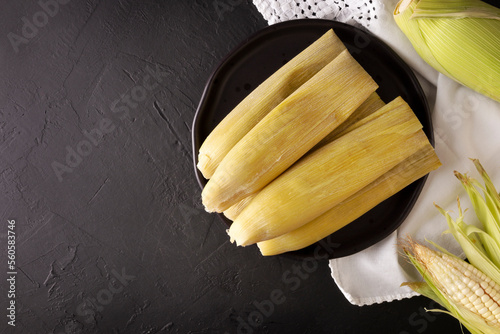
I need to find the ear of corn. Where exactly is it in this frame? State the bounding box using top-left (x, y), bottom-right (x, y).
top-left (258, 144), bottom-right (440, 256)
top-left (394, 0), bottom-right (500, 102)
top-left (228, 97), bottom-right (427, 246)
top-left (202, 49), bottom-right (378, 213)
top-left (403, 240), bottom-right (500, 334)
top-left (404, 161), bottom-right (500, 333)
top-left (197, 29), bottom-right (347, 179)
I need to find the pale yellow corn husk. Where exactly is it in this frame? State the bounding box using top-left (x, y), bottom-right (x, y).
top-left (197, 29), bottom-right (347, 179)
top-left (224, 194), bottom-right (255, 221)
top-left (202, 49), bottom-right (378, 213)
top-left (332, 97), bottom-right (395, 139)
top-left (258, 144), bottom-right (441, 256)
top-left (394, 0), bottom-right (500, 102)
top-left (315, 92), bottom-right (385, 149)
top-left (225, 93), bottom-right (385, 220)
top-left (228, 97), bottom-right (426, 246)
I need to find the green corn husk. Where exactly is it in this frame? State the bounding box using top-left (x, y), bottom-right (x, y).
top-left (435, 160), bottom-right (500, 285)
top-left (403, 239), bottom-right (500, 334)
top-left (403, 160), bottom-right (500, 333)
top-left (435, 200), bottom-right (500, 286)
top-left (394, 0), bottom-right (500, 102)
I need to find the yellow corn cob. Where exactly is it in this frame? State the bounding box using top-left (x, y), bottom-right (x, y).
top-left (228, 97), bottom-right (427, 246)
top-left (257, 144), bottom-right (441, 255)
top-left (202, 49), bottom-right (378, 213)
top-left (314, 92), bottom-right (385, 149)
top-left (405, 241), bottom-right (500, 329)
top-left (197, 29), bottom-right (347, 179)
top-left (224, 93), bottom-right (385, 221)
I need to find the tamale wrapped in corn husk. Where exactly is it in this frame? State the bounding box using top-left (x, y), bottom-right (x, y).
top-left (224, 93), bottom-right (386, 220)
top-left (257, 144), bottom-right (441, 256)
top-left (202, 49), bottom-right (378, 213)
top-left (197, 29), bottom-right (347, 179)
top-left (228, 97), bottom-right (428, 246)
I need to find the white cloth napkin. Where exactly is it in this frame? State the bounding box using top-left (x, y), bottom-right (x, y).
top-left (253, 0), bottom-right (500, 305)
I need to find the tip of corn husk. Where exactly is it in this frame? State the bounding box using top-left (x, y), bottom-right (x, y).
top-left (453, 170), bottom-right (470, 184)
top-left (201, 190), bottom-right (217, 212)
top-left (400, 281), bottom-right (426, 289)
top-left (226, 229), bottom-right (237, 245)
top-left (471, 158), bottom-right (487, 177)
top-left (197, 153), bottom-right (213, 179)
top-left (399, 236), bottom-right (444, 274)
top-left (406, 238), bottom-right (435, 264)
top-left (228, 220), bottom-right (263, 247)
top-left (201, 179), bottom-right (233, 213)
top-left (256, 244), bottom-right (271, 256)
top-left (227, 225), bottom-right (246, 247)
top-left (394, 0), bottom-right (414, 15)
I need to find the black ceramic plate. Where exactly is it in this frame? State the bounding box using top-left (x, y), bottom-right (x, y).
top-left (192, 19), bottom-right (433, 259)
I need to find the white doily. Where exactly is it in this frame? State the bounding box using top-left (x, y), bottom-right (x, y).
top-left (253, 0), bottom-right (384, 29)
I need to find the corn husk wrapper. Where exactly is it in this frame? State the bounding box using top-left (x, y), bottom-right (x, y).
top-left (224, 93), bottom-right (386, 221)
top-left (197, 29), bottom-right (346, 179)
top-left (258, 144), bottom-right (440, 256)
top-left (229, 97), bottom-right (426, 246)
top-left (202, 50), bottom-right (378, 213)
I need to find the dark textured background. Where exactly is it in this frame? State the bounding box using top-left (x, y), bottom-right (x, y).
top-left (0, 1), bottom-right (470, 333)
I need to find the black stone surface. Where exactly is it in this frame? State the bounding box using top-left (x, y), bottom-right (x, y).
top-left (0, 1), bottom-right (469, 333)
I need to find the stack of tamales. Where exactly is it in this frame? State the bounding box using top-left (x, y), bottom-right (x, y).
top-left (197, 29), bottom-right (441, 256)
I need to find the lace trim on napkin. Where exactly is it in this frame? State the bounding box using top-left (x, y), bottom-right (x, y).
top-left (252, 0), bottom-right (385, 29)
